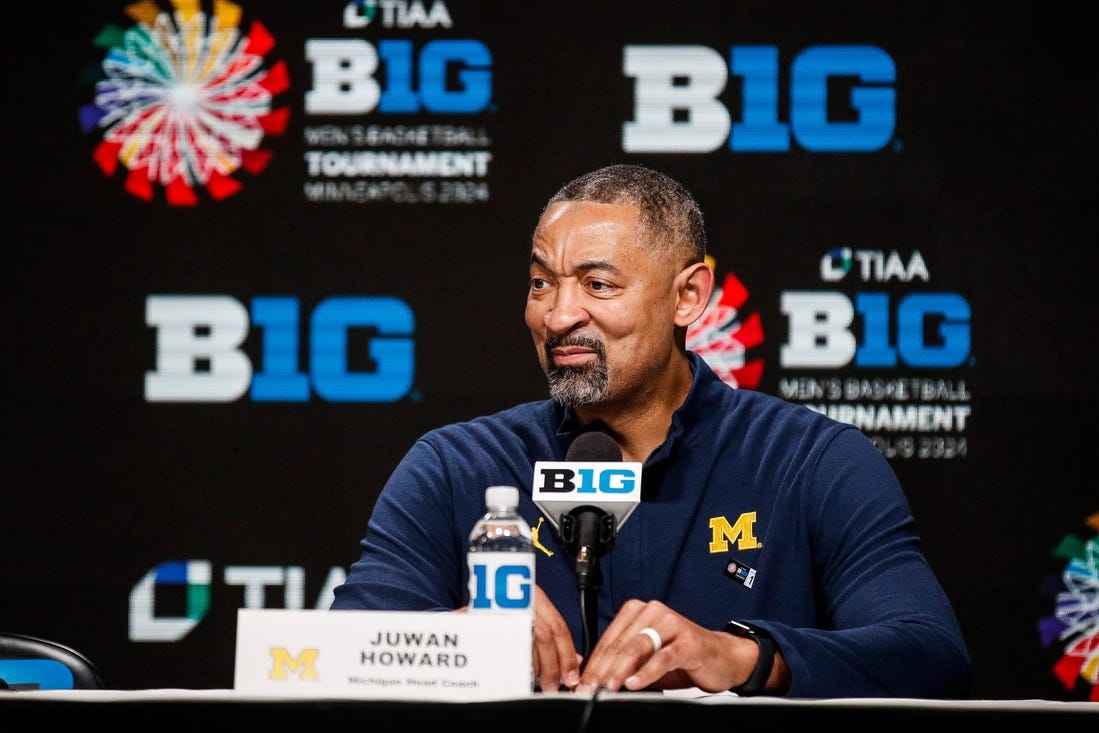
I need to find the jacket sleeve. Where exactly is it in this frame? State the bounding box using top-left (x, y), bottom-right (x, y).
top-left (764, 427), bottom-right (972, 698)
top-left (329, 438), bottom-right (467, 612)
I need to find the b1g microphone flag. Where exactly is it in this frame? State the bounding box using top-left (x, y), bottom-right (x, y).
top-left (536, 431), bottom-right (642, 656)
top-left (532, 431), bottom-right (642, 536)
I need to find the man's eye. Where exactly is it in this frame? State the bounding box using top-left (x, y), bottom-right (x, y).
top-left (531, 278), bottom-right (547, 289)
top-left (589, 281), bottom-right (609, 292)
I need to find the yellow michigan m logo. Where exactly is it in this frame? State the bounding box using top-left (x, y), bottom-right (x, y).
top-left (708, 512), bottom-right (761, 553)
top-left (269, 647), bottom-right (319, 680)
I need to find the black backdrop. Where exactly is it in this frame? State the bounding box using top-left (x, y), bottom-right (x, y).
top-left (6, 0), bottom-right (1097, 700)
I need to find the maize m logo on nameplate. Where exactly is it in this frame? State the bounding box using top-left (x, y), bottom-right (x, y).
top-left (269, 647), bottom-right (319, 681)
top-left (622, 44), bottom-right (896, 153)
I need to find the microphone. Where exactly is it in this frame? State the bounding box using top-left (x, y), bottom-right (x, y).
top-left (533, 431), bottom-right (642, 587)
top-left (532, 431), bottom-right (642, 663)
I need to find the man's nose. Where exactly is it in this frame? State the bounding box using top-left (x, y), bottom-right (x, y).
top-left (544, 286), bottom-right (590, 334)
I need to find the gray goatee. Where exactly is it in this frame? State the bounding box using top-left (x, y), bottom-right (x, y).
top-left (543, 335), bottom-right (608, 406)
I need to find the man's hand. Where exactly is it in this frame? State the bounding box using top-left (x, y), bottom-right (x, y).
top-left (531, 585), bottom-right (583, 692)
top-left (573, 599), bottom-right (787, 695)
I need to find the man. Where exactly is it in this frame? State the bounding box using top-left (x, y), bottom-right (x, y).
top-left (331, 164), bottom-right (972, 698)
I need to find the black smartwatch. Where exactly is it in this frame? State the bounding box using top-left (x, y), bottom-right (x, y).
top-left (723, 620), bottom-right (775, 696)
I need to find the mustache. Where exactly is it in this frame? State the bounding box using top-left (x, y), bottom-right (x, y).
top-left (543, 334), bottom-right (606, 360)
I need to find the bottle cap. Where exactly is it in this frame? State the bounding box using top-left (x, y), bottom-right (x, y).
top-left (485, 485), bottom-right (519, 511)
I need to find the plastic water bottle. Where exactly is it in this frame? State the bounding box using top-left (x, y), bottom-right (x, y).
top-left (467, 486), bottom-right (535, 613)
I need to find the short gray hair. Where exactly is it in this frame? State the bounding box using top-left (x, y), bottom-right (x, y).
top-left (543, 164), bottom-right (707, 266)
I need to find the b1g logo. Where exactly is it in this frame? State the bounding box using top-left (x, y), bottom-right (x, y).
top-left (305, 38), bottom-right (492, 114)
top-left (531, 461), bottom-right (643, 531)
top-left (623, 44), bottom-right (895, 153)
top-left (468, 555), bottom-right (533, 611)
top-left (780, 248), bottom-right (971, 369)
top-left (145, 295), bottom-right (415, 402)
top-left (534, 465), bottom-right (638, 494)
top-left (781, 292), bottom-right (971, 368)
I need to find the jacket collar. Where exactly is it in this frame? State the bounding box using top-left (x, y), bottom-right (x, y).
top-left (552, 351), bottom-right (724, 465)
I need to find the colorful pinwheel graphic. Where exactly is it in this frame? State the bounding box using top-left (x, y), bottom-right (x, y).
top-left (687, 259), bottom-right (765, 389)
top-left (1037, 512), bottom-right (1099, 701)
top-left (78, 0), bottom-right (290, 205)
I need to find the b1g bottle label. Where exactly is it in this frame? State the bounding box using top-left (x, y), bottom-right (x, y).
top-left (468, 552), bottom-right (534, 612)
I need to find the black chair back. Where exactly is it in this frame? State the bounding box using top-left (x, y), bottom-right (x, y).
top-left (0, 633), bottom-right (106, 690)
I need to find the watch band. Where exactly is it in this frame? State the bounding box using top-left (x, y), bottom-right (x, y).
top-left (724, 620), bottom-right (775, 696)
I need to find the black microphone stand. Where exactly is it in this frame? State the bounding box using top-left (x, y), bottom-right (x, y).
top-left (561, 506), bottom-right (617, 669)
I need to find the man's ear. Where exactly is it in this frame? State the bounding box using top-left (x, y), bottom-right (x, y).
top-left (674, 261), bottom-right (715, 327)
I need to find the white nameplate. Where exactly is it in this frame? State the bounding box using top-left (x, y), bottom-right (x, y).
top-left (234, 608), bottom-right (533, 700)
